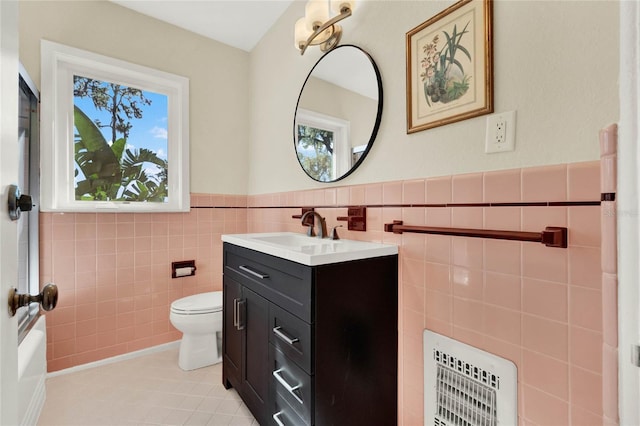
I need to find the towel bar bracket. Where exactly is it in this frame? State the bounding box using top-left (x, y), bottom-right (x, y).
top-left (337, 206), bottom-right (366, 231)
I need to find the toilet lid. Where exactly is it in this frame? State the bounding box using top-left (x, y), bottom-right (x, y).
top-left (171, 292), bottom-right (223, 314)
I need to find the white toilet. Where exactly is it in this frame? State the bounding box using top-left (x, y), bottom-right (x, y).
top-left (169, 291), bottom-right (223, 371)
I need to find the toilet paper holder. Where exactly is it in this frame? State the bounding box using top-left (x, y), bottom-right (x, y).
top-left (172, 260), bottom-right (196, 278)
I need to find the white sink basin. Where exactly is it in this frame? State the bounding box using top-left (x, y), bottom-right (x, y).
top-left (252, 234), bottom-right (337, 247)
top-left (221, 232), bottom-right (398, 266)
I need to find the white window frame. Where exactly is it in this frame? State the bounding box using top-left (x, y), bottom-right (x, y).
top-left (40, 40), bottom-right (190, 212)
top-left (296, 108), bottom-right (350, 180)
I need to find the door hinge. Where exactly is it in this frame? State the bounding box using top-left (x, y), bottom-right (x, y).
top-left (632, 344), bottom-right (640, 367)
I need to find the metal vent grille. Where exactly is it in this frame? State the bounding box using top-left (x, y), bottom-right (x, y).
top-left (435, 363), bottom-right (497, 426)
top-left (434, 349), bottom-right (499, 390)
top-left (424, 330), bottom-right (517, 426)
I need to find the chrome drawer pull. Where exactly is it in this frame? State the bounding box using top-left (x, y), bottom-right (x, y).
top-left (273, 368), bottom-right (304, 404)
top-left (273, 326), bottom-right (299, 345)
top-left (233, 298), bottom-right (239, 328)
top-left (237, 299), bottom-right (246, 330)
top-left (239, 265), bottom-right (269, 279)
top-left (273, 412), bottom-right (285, 426)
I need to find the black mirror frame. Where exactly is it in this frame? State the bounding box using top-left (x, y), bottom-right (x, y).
top-left (293, 44), bottom-right (383, 183)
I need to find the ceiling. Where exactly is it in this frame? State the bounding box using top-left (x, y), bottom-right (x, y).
top-left (111, 0), bottom-right (295, 52)
top-left (110, 0), bottom-right (377, 100)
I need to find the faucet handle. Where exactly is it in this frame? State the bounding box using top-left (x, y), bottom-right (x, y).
top-left (330, 225), bottom-right (343, 240)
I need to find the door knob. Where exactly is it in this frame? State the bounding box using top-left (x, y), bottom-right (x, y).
top-left (8, 283), bottom-right (58, 317)
top-left (8, 184), bottom-right (33, 221)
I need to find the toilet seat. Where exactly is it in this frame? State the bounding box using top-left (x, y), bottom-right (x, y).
top-left (171, 292), bottom-right (223, 315)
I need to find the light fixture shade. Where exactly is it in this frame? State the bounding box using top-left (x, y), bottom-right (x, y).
top-left (295, 17), bottom-right (312, 49)
top-left (330, 0), bottom-right (356, 14)
top-left (305, 0), bottom-right (329, 30)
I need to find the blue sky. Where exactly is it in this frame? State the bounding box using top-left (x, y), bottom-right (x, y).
top-left (73, 78), bottom-right (168, 160)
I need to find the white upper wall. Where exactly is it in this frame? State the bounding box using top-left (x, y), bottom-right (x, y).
top-left (248, 0), bottom-right (620, 195)
top-left (19, 0), bottom-right (251, 195)
top-left (17, 1), bottom-right (620, 197)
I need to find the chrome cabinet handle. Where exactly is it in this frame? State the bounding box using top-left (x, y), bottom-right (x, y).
top-left (273, 326), bottom-right (299, 345)
top-left (273, 412), bottom-right (285, 426)
top-left (237, 299), bottom-right (246, 330)
top-left (233, 298), bottom-right (239, 328)
top-left (238, 265), bottom-right (269, 279)
top-left (272, 368), bottom-right (303, 404)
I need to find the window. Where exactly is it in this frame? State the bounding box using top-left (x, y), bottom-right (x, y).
top-left (40, 40), bottom-right (190, 212)
top-left (295, 109), bottom-right (350, 182)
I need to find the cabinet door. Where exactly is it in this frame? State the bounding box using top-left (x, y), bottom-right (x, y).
top-left (223, 275), bottom-right (242, 389)
top-left (240, 286), bottom-right (270, 423)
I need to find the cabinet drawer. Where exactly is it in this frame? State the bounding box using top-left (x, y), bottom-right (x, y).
top-left (269, 303), bottom-right (312, 374)
top-left (270, 345), bottom-right (313, 424)
top-left (272, 392), bottom-right (309, 426)
top-left (224, 243), bottom-right (313, 322)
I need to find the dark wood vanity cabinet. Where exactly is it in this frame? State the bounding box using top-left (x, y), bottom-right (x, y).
top-left (222, 242), bottom-right (398, 426)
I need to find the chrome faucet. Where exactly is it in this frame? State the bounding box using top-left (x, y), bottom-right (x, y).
top-left (301, 210), bottom-right (327, 238)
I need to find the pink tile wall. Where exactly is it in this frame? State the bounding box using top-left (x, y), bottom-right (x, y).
top-left (40, 194), bottom-right (247, 372)
top-left (40, 161), bottom-right (612, 425)
top-left (247, 161), bottom-right (606, 426)
top-left (600, 123), bottom-right (618, 425)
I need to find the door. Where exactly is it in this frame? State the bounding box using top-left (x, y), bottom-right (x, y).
top-left (242, 286), bottom-right (269, 419)
top-left (618, 0), bottom-right (640, 423)
top-left (0, 1), bottom-right (21, 425)
top-left (223, 275), bottom-right (242, 388)
top-left (222, 276), bottom-right (269, 424)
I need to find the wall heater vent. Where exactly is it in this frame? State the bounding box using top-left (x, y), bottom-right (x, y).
top-left (424, 330), bottom-right (517, 426)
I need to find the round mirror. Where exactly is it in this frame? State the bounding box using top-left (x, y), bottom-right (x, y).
top-left (294, 45), bottom-right (383, 182)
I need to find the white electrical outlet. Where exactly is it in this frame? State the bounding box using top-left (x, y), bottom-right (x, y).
top-left (485, 110), bottom-right (516, 153)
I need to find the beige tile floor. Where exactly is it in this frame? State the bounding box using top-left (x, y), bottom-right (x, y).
top-left (37, 348), bottom-right (257, 426)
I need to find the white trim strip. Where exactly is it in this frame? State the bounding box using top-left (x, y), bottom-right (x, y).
top-left (46, 341), bottom-right (180, 378)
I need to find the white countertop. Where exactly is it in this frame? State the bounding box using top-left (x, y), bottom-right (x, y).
top-left (221, 232), bottom-right (398, 266)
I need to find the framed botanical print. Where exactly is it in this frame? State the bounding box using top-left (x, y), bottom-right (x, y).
top-left (406, 0), bottom-right (493, 133)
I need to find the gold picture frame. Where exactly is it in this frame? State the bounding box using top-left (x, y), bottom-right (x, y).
top-left (406, 0), bottom-right (493, 133)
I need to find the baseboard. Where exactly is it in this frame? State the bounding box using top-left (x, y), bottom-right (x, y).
top-left (21, 374), bottom-right (45, 426)
top-left (47, 341), bottom-right (180, 378)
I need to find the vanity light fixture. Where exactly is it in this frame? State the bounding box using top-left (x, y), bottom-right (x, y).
top-left (294, 0), bottom-right (356, 55)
